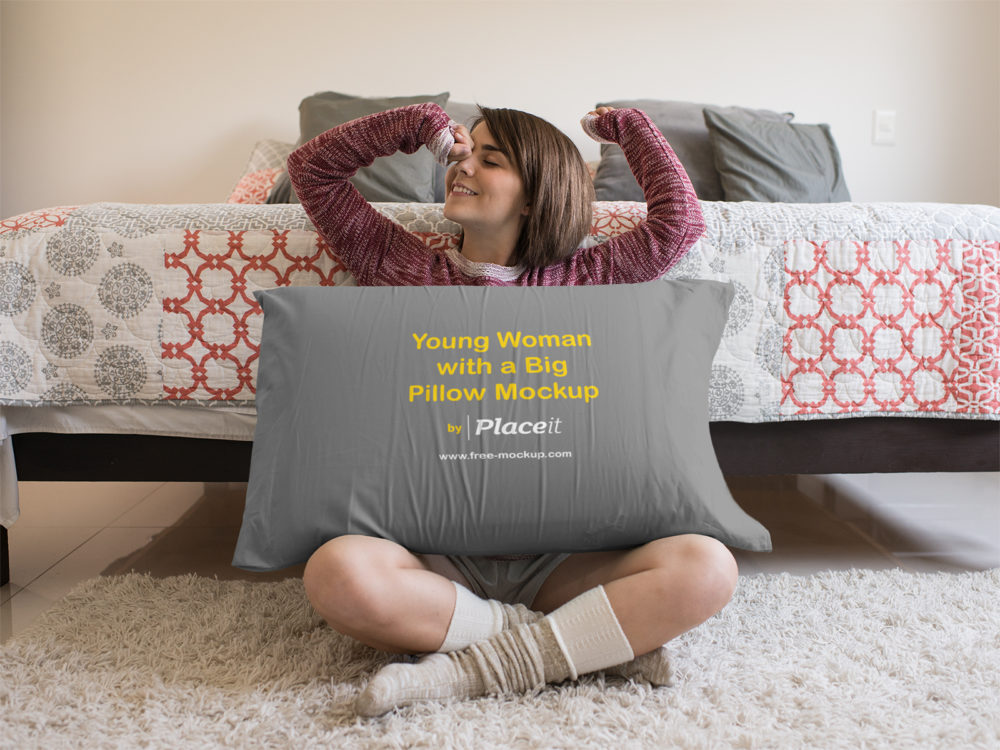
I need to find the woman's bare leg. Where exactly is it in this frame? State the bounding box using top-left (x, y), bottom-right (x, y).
top-left (354, 535), bottom-right (739, 716)
top-left (303, 535), bottom-right (471, 654)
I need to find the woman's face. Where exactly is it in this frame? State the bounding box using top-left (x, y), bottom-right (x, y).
top-left (443, 122), bottom-right (529, 235)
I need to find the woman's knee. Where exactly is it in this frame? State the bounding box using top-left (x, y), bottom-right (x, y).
top-left (302, 535), bottom-right (397, 626)
top-left (644, 534), bottom-right (739, 617)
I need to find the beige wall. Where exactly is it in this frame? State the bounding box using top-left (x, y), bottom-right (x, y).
top-left (2, 0), bottom-right (998, 218)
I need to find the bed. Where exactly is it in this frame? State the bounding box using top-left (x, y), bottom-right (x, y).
top-left (2, 94), bottom-right (997, 584)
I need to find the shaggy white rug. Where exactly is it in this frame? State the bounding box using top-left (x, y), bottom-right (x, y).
top-left (1, 569), bottom-right (998, 749)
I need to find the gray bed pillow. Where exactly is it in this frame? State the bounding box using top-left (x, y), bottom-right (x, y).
top-left (703, 106), bottom-right (851, 203)
top-left (233, 281), bottom-right (771, 571)
top-left (266, 91), bottom-right (449, 204)
top-left (591, 99), bottom-right (793, 202)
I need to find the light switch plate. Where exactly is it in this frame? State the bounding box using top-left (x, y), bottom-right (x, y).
top-left (873, 109), bottom-right (896, 145)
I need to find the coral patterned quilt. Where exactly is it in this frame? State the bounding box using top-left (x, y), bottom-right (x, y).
top-left (0, 200), bottom-right (997, 422)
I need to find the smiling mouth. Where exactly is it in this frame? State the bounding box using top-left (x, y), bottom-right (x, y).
top-left (451, 184), bottom-right (477, 196)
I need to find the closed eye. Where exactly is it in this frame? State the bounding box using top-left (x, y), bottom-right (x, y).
top-left (480, 143), bottom-right (508, 168)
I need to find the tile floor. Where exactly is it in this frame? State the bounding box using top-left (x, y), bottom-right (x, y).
top-left (2, 474), bottom-right (997, 643)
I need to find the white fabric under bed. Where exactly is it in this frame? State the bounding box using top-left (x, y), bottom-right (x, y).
top-left (0, 405), bottom-right (257, 526)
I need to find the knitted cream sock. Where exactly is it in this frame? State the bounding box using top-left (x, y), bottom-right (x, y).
top-left (442, 584), bottom-right (668, 682)
top-left (602, 646), bottom-right (672, 686)
top-left (544, 585), bottom-right (634, 679)
top-left (356, 585), bottom-right (634, 716)
top-left (438, 582), bottom-right (541, 652)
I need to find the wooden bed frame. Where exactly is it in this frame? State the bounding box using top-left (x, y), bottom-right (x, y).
top-left (2, 417), bottom-right (997, 586)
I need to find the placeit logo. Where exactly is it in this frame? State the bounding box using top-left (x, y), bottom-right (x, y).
top-left (473, 417), bottom-right (564, 436)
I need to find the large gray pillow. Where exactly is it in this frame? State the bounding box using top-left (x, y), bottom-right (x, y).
top-left (267, 91), bottom-right (449, 204)
top-left (591, 99), bottom-right (793, 202)
top-left (233, 281), bottom-right (771, 571)
top-left (703, 106), bottom-right (851, 202)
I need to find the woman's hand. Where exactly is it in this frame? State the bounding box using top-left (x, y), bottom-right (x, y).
top-left (448, 124), bottom-right (474, 162)
top-left (581, 107), bottom-right (617, 144)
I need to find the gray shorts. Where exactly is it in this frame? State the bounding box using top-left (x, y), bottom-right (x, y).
top-left (444, 553), bottom-right (571, 608)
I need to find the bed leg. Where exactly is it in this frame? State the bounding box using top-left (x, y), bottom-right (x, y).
top-left (1, 525), bottom-right (9, 587)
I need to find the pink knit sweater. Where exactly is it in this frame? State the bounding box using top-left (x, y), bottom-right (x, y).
top-left (287, 103), bottom-right (705, 286)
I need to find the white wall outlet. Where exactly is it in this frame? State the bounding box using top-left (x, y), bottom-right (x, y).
top-left (873, 109), bottom-right (896, 145)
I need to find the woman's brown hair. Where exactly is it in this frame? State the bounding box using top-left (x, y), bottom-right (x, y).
top-left (472, 107), bottom-right (595, 269)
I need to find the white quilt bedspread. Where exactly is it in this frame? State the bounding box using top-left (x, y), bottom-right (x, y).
top-left (1, 200), bottom-right (998, 423)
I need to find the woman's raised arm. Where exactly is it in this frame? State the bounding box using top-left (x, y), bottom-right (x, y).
top-left (287, 103), bottom-right (456, 285)
top-left (539, 108), bottom-right (705, 285)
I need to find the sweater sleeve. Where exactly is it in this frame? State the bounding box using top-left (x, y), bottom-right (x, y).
top-left (538, 108), bottom-right (706, 286)
top-left (286, 103), bottom-right (456, 286)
